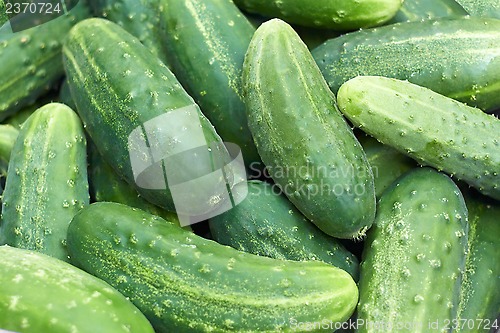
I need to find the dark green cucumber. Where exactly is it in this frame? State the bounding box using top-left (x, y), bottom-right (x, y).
top-left (313, 17), bottom-right (500, 112)
top-left (59, 78), bottom-right (76, 110)
top-left (0, 124), bottom-right (18, 176)
top-left (243, 19), bottom-right (375, 239)
top-left (233, 0), bottom-right (403, 30)
top-left (358, 167), bottom-right (469, 332)
top-left (0, 1), bottom-right (90, 121)
top-left (455, 0), bottom-right (500, 18)
top-left (209, 180), bottom-right (359, 280)
top-left (387, 0), bottom-right (467, 24)
top-left (160, 0), bottom-right (260, 167)
top-left (0, 103), bottom-right (89, 262)
top-left (89, 0), bottom-right (171, 67)
top-left (63, 18), bottom-right (233, 214)
top-left (67, 202), bottom-right (358, 333)
top-left (457, 192), bottom-right (500, 332)
top-left (338, 76), bottom-right (500, 200)
top-left (358, 134), bottom-right (417, 197)
top-left (0, 245), bottom-right (154, 333)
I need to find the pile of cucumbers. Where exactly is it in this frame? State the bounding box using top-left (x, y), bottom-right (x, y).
top-left (0, 0), bottom-right (499, 332)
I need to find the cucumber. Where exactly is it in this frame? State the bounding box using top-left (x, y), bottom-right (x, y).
top-left (63, 18), bottom-right (234, 216)
top-left (337, 76), bottom-right (500, 200)
top-left (358, 134), bottom-right (416, 198)
top-left (0, 0), bottom-right (90, 121)
top-left (67, 202), bottom-right (358, 333)
top-left (0, 103), bottom-right (89, 262)
top-left (233, 0), bottom-right (403, 30)
top-left (3, 93), bottom-right (58, 129)
top-left (455, 0), bottom-right (500, 19)
top-left (208, 180), bottom-right (360, 280)
top-left (0, 124), bottom-right (18, 176)
top-left (243, 19), bottom-right (375, 239)
top-left (457, 191), bottom-right (500, 332)
top-left (387, 0), bottom-right (468, 24)
top-left (313, 17), bottom-right (500, 112)
top-left (160, 0), bottom-right (261, 168)
top-left (89, 0), bottom-right (171, 67)
top-left (0, 245), bottom-right (154, 333)
top-left (357, 167), bottom-right (469, 332)
top-left (59, 78), bottom-right (76, 110)
top-left (0, 0), bottom-right (7, 27)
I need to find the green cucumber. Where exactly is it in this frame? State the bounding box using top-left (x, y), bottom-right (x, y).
top-left (0, 245), bottom-right (154, 333)
top-left (358, 167), bottom-right (469, 332)
top-left (89, 0), bottom-right (171, 67)
top-left (0, 124), bottom-right (18, 176)
top-left (160, 0), bottom-right (260, 168)
top-left (337, 76), bottom-right (500, 200)
top-left (3, 93), bottom-right (58, 129)
top-left (358, 134), bottom-right (417, 198)
top-left (387, 0), bottom-right (468, 24)
top-left (59, 78), bottom-right (76, 110)
top-left (67, 202), bottom-right (358, 333)
top-left (0, 0), bottom-right (7, 27)
top-left (243, 19), bottom-right (375, 239)
top-left (313, 17), bottom-right (500, 112)
top-left (457, 192), bottom-right (500, 332)
top-left (233, 0), bottom-right (403, 30)
top-left (0, 0), bottom-right (90, 121)
top-left (0, 103), bottom-right (89, 262)
top-left (63, 18), bottom-right (233, 214)
top-left (455, 0), bottom-right (500, 18)
top-left (209, 180), bottom-right (360, 280)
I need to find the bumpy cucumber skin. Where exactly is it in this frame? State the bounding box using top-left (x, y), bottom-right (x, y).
top-left (457, 192), bottom-right (500, 332)
top-left (387, 0), bottom-right (467, 23)
top-left (0, 103), bottom-right (89, 262)
top-left (63, 18), bottom-right (231, 213)
top-left (0, 124), bottom-right (19, 176)
top-left (455, 0), bottom-right (500, 18)
top-left (338, 76), bottom-right (500, 200)
top-left (313, 17), bottom-right (500, 112)
top-left (67, 202), bottom-right (358, 333)
top-left (233, 0), bottom-right (403, 30)
top-left (0, 1), bottom-right (89, 121)
top-left (358, 168), bottom-right (469, 333)
top-left (243, 19), bottom-right (375, 239)
top-left (209, 180), bottom-right (360, 280)
top-left (160, 0), bottom-right (260, 167)
top-left (0, 245), bottom-right (154, 333)
top-left (358, 134), bottom-right (416, 198)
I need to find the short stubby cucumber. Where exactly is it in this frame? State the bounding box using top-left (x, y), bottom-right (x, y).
top-left (313, 17), bottom-right (500, 112)
top-left (209, 180), bottom-right (360, 280)
top-left (387, 0), bottom-right (468, 24)
top-left (243, 19), bottom-right (375, 239)
top-left (0, 124), bottom-right (19, 176)
top-left (0, 0), bottom-right (90, 121)
top-left (357, 167), bottom-right (469, 332)
top-left (455, 0), bottom-right (500, 19)
top-left (0, 245), bottom-right (155, 333)
top-left (457, 191), bottom-right (500, 332)
top-left (67, 202), bottom-right (359, 333)
top-left (0, 103), bottom-right (89, 262)
top-left (160, 0), bottom-right (261, 168)
top-left (63, 18), bottom-right (233, 214)
top-left (233, 0), bottom-right (403, 30)
top-left (337, 76), bottom-right (500, 200)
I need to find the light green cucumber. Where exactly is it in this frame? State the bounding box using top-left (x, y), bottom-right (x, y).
top-left (233, 0), bottom-right (403, 30)
top-left (387, 0), bottom-right (468, 23)
top-left (358, 167), bottom-right (469, 332)
top-left (67, 202), bottom-right (359, 333)
top-left (209, 180), bottom-right (360, 280)
top-left (337, 76), bottom-right (500, 200)
top-left (0, 124), bottom-right (18, 176)
top-left (313, 17), bottom-right (500, 112)
top-left (0, 103), bottom-right (89, 262)
top-left (243, 19), bottom-right (375, 239)
top-left (0, 0), bottom-right (90, 121)
top-left (0, 245), bottom-right (155, 333)
top-left (455, 0), bottom-right (500, 18)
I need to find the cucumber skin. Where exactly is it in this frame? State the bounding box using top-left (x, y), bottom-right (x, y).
top-left (313, 17), bottom-right (500, 112)
top-left (59, 78), bottom-right (77, 110)
top-left (0, 103), bottom-right (89, 262)
top-left (243, 19), bottom-right (375, 239)
top-left (233, 0), bottom-right (403, 30)
top-left (67, 202), bottom-right (358, 333)
top-left (0, 0), bottom-right (7, 26)
top-left (387, 0), bottom-right (467, 24)
top-left (358, 168), bottom-right (469, 332)
top-left (209, 180), bottom-right (360, 280)
top-left (457, 192), bottom-right (500, 332)
top-left (160, 0), bottom-right (261, 167)
top-left (337, 76), bottom-right (500, 200)
top-left (455, 0), bottom-right (500, 19)
top-left (0, 1), bottom-right (90, 121)
top-left (63, 18), bottom-right (230, 213)
top-left (0, 124), bottom-right (19, 176)
top-left (0, 245), bottom-right (154, 333)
